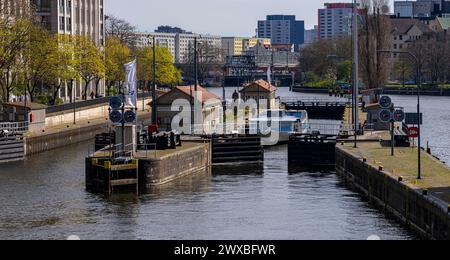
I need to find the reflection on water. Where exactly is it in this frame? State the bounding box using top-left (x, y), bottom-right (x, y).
top-left (0, 89), bottom-right (429, 240)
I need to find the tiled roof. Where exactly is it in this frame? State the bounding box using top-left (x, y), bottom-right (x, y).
top-left (390, 18), bottom-right (433, 35)
top-left (241, 80), bottom-right (277, 93)
top-left (175, 85), bottom-right (221, 103)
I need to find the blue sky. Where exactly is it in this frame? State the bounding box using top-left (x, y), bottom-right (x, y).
top-left (106, 0), bottom-right (394, 36)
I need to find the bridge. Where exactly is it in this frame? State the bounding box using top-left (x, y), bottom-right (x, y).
top-left (281, 97), bottom-right (351, 120)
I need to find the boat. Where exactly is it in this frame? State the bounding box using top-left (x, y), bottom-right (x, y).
top-left (249, 109), bottom-right (310, 146)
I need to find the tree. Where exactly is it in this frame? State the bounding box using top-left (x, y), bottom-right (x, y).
top-left (0, 19), bottom-right (34, 102)
top-left (136, 46), bottom-right (181, 88)
top-left (43, 35), bottom-right (77, 105)
top-left (74, 36), bottom-right (105, 100)
top-left (105, 15), bottom-right (138, 48)
top-left (393, 59), bottom-right (414, 87)
top-left (105, 37), bottom-right (131, 96)
top-left (359, 0), bottom-right (392, 90)
top-left (22, 24), bottom-right (54, 102)
top-left (185, 41), bottom-right (224, 86)
top-left (298, 37), bottom-right (352, 81)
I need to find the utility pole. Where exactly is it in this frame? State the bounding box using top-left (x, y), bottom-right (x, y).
top-left (352, 0), bottom-right (359, 148)
top-left (152, 35), bottom-right (157, 125)
top-left (194, 37), bottom-right (198, 91)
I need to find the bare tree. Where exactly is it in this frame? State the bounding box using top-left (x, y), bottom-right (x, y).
top-left (105, 15), bottom-right (138, 48)
top-left (359, 0), bottom-right (391, 90)
top-left (298, 37), bottom-right (352, 80)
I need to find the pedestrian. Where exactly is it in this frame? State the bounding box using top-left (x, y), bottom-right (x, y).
top-left (90, 91), bottom-right (95, 100)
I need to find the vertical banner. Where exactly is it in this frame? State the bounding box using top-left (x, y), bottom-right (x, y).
top-left (124, 60), bottom-right (137, 108)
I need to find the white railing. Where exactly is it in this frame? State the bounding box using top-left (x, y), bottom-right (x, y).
top-left (0, 122), bottom-right (29, 136)
top-left (280, 97), bottom-right (351, 104)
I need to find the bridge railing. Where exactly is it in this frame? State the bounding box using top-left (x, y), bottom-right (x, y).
top-left (280, 97), bottom-right (351, 104)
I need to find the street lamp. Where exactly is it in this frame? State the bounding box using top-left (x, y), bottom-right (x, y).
top-left (70, 79), bottom-right (76, 125)
top-left (377, 49), bottom-right (422, 180)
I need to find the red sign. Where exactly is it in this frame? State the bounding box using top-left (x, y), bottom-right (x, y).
top-left (408, 127), bottom-right (420, 138)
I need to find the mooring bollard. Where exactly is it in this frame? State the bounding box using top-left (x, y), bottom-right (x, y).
top-left (363, 157), bottom-right (367, 163)
top-left (422, 189), bottom-right (428, 196)
top-left (379, 165), bottom-right (384, 171)
top-left (398, 176), bottom-right (403, 182)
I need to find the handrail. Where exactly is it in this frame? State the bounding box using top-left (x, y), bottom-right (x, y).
top-left (0, 122), bottom-right (29, 135)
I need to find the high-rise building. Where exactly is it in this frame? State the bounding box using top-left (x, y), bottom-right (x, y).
top-left (135, 32), bottom-right (222, 64)
top-left (257, 15), bottom-right (305, 51)
top-left (32, 0), bottom-right (106, 100)
top-left (318, 3), bottom-right (354, 40)
top-left (33, 0), bottom-right (105, 46)
top-left (394, 0), bottom-right (450, 18)
top-left (304, 26), bottom-right (319, 45)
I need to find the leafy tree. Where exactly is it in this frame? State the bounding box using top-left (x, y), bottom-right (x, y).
top-left (105, 37), bottom-right (131, 96)
top-left (74, 36), bottom-right (105, 100)
top-left (22, 24), bottom-right (54, 102)
top-left (43, 35), bottom-right (77, 105)
top-left (136, 46), bottom-right (181, 88)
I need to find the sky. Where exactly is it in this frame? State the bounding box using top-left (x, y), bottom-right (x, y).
top-left (106, 0), bottom-right (394, 37)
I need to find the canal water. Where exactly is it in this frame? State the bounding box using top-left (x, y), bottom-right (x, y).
top-left (2, 88), bottom-right (445, 240)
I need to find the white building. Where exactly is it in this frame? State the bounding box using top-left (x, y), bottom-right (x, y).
top-left (318, 3), bottom-right (354, 40)
top-left (32, 0), bottom-right (106, 101)
top-left (135, 32), bottom-right (222, 64)
top-left (135, 32), bottom-right (177, 62)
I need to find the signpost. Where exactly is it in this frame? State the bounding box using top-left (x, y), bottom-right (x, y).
top-left (379, 96), bottom-right (405, 156)
top-left (408, 127), bottom-right (420, 138)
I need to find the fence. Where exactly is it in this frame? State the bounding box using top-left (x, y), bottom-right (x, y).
top-left (46, 92), bottom-right (153, 115)
top-left (0, 122), bottom-right (29, 135)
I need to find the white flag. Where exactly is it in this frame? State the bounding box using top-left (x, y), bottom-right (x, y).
top-left (267, 66), bottom-right (272, 84)
top-left (124, 60), bottom-right (137, 107)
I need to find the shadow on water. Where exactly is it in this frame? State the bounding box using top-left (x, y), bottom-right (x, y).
top-left (212, 163), bottom-right (264, 176)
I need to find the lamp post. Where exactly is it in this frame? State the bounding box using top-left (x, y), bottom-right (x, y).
top-left (71, 79), bottom-right (76, 125)
top-left (352, 0), bottom-right (359, 149)
top-left (377, 49), bottom-right (422, 180)
top-left (152, 36), bottom-right (157, 125)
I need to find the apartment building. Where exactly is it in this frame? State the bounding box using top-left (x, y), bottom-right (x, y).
top-left (135, 32), bottom-right (222, 64)
top-left (318, 3), bottom-right (354, 40)
top-left (31, 0), bottom-right (106, 101)
top-left (257, 15), bottom-right (305, 51)
top-left (394, 0), bottom-right (450, 18)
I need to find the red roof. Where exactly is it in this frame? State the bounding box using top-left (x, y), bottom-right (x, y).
top-left (175, 85), bottom-right (221, 103)
top-left (241, 80), bottom-right (277, 93)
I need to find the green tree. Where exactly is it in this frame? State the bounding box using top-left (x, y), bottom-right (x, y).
top-left (105, 37), bottom-right (131, 96)
top-left (337, 60), bottom-right (353, 82)
top-left (43, 35), bottom-right (78, 105)
top-left (74, 36), bottom-right (105, 100)
top-left (22, 25), bottom-right (54, 102)
top-left (0, 19), bottom-right (34, 102)
top-left (136, 46), bottom-right (181, 88)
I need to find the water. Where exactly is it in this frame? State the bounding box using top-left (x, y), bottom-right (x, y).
top-left (2, 88), bottom-right (442, 240)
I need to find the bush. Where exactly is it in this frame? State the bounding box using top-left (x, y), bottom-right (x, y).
top-left (35, 95), bottom-right (49, 105)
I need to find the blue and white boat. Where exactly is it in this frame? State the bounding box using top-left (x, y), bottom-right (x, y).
top-left (250, 109), bottom-right (310, 146)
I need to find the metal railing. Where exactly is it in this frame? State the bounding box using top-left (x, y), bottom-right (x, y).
top-left (0, 122), bottom-right (29, 135)
top-left (280, 97), bottom-right (351, 104)
top-left (89, 142), bottom-right (157, 160)
top-left (46, 92), bottom-right (153, 114)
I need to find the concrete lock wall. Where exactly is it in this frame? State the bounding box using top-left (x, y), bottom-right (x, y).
top-left (335, 146), bottom-right (450, 240)
top-left (139, 143), bottom-right (211, 186)
top-left (45, 98), bottom-right (152, 128)
top-left (25, 123), bottom-right (108, 155)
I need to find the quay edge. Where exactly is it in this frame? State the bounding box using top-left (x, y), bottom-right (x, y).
top-left (336, 146), bottom-right (450, 240)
